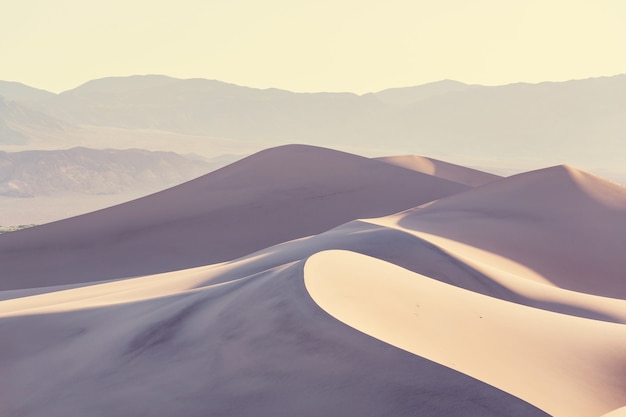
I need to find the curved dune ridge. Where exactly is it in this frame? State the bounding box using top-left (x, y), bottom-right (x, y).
top-left (0, 248), bottom-right (547, 416)
top-left (375, 154), bottom-right (502, 186)
top-left (1, 145), bottom-right (625, 416)
top-left (377, 164), bottom-right (626, 298)
top-left (304, 250), bottom-right (626, 417)
top-left (0, 144), bottom-right (468, 291)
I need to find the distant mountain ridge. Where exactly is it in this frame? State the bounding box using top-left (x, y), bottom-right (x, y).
top-left (0, 80), bottom-right (55, 102)
top-left (1, 74), bottom-right (625, 183)
top-left (373, 79), bottom-right (477, 106)
top-left (0, 147), bottom-right (211, 197)
top-left (0, 97), bottom-right (66, 145)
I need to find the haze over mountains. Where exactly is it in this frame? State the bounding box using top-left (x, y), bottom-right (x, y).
top-left (1, 74), bottom-right (624, 415)
top-left (0, 96), bottom-right (65, 145)
top-left (1, 144), bottom-right (625, 416)
top-left (0, 147), bottom-right (233, 225)
top-left (0, 147), bottom-right (210, 198)
top-left (1, 74), bottom-right (625, 183)
top-left (1, 73), bottom-right (623, 225)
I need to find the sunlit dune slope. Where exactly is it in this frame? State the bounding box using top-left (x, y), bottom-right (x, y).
top-left (602, 407), bottom-right (626, 417)
top-left (369, 164), bottom-right (626, 298)
top-left (304, 250), bottom-right (626, 417)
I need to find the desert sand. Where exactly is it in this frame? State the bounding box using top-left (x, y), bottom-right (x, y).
top-left (1, 144), bottom-right (624, 416)
top-left (0, 144), bottom-right (467, 290)
top-left (305, 250), bottom-right (626, 417)
top-left (375, 154), bottom-right (502, 186)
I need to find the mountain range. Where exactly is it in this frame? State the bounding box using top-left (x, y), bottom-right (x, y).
top-left (0, 147), bottom-right (242, 225)
top-left (1, 74), bottom-right (625, 183)
top-left (0, 147), bottom-right (211, 198)
top-left (2, 70), bottom-right (625, 416)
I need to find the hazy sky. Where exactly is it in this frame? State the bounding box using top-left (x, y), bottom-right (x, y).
top-left (2, 0), bottom-right (626, 93)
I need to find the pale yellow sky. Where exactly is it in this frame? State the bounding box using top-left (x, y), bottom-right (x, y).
top-left (1, 0), bottom-right (625, 93)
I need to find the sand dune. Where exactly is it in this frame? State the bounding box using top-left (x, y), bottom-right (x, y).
top-left (372, 164), bottom-right (626, 298)
top-left (376, 154), bottom-right (502, 186)
top-left (305, 250), bottom-right (626, 417)
top-left (0, 244), bottom-right (546, 417)
top-left (0, 144), bottom-right (467, 290)
top-left (603, 407), bottom-right (626, 417)
top-left (1, 145), bottom-right (624, 416)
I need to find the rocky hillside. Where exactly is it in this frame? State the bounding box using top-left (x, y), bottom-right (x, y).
top-left (0, 147), bottom-right (211, 197)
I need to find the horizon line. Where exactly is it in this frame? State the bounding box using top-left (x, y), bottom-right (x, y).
top-left (2, 72), bottom-right (625, 96)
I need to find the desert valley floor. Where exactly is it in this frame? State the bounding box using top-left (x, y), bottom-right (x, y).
top-left (1, 144), bottom-right (626, 417)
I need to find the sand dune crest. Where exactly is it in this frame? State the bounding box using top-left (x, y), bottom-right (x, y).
top-left (0, 144), bottom-right (467, 291)
top-left (381, 164), bottom-right (626, 298)
top-left (376, 154), bottom-right (501, 186)
top-left (304, 250), bottom-right (626, 417)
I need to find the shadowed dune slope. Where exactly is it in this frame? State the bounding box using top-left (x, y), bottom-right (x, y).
top-left (0, 252), bottom-right (547, 417)
top-left (0, 144), bottom-right (468, 290)
top-left (381, 164), bottom-right (626, 298)
top-left (376, 154), bottom-right (502, 186)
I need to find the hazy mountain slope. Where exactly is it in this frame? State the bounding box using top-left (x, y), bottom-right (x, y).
top-left (0, 97), bottom-right (65, 145)
top-left (38, 74), bottom-right (625, 162)
top-left (0, 147), bottom-right (210, 198)
top-left (373, 79), bottom-right (476, 106)
top-left (35, 76), bottom-right (396, 146)
top-left (0, 144), bottom-right (468, 290)
top-left (0, 81), bottom-right (55, 103)
top-left (399, 75), bottom-right (626, 169)
top-left (3, 74), bottom-right (625, 182)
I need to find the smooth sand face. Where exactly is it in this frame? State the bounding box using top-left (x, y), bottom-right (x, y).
top-left (305, 250), bottom-right (626, 417)
top-left (602, 407), bottom-right (626, 417)
top-left (0, 144), bottom-right (468, 291)
top-left (0, 249), bottom-right (546, 417)
top-left (1, 146), bottom-right (625, 416)
top-left (377, 165), bottom-right (626, 298)
top-left (375, 154), bottom-right (502, 186)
